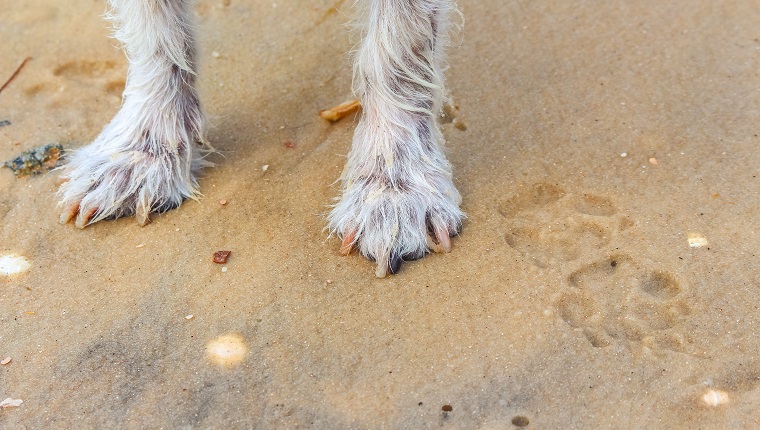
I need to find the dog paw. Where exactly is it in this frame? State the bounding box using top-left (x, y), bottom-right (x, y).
top-left (57, 108), bottom-right (209, 227)
top-left (330, 181), bottom-right (463, 278)
top-left (328, 116), bottom-right (463, 277)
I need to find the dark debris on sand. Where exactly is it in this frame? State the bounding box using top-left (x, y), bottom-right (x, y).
top-left (3, 143), bottom-right (64, 177)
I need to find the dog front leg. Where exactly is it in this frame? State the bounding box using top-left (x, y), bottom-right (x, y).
top-left (329, 0), bottom-right (464, 277)
top-left (58, 0), bottom-right (209, 227)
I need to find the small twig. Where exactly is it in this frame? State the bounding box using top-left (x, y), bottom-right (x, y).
top-left (0, 57), bottom-right (32, 96)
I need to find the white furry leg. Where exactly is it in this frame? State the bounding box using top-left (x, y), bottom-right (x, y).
top-left (328, 0), bottom-right (464, 277)
top-left (58, 0), bottom-right (209, 227)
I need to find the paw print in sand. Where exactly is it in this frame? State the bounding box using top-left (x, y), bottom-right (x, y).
top-left (556, 255), bottom-right (691, 351)
top-left (498, 183), bottom-right (631, 268)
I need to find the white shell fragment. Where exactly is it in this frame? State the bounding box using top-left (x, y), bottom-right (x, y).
top-left (688, 233), bottom-right (709, 248)
top-left (0, 254), bottom-right (31, 276)
top-left (206, 334), bottom-right (248, 367)
top-left (702, 389), bottom-right (729, 407)
top-left (0, 398), bottom-right (22, 408)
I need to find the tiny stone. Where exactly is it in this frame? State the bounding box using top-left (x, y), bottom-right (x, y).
top-left (212, 51), bottom-right (220, 58)
top-left (0, 357), bottom-right (11, 365)
top-left (649, 157), bottom-right (658, 165)
top-left (185, 314), bottom-right (194, 320)
top-left (213, 250), bottom-right (231, 264)
top-left (441, 404), bottom-right (453, 412)
top-left (219, 199), bottom-right (227, 205)
top-left (262, 164), bottom-right (269, 172)
top-left (620, 152), bottom-right (627, 157)
top-left (511, 416), bottom-right (530, 427)
top-left (221, 267), bottom-right (228, 273)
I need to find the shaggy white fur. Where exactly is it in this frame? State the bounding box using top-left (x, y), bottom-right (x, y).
top-left (59, 0), bottom-right (463, 277)
top-left (58, 0), bottom-right (209, 227)
top-left (328, 0), bottom-right (464, 277)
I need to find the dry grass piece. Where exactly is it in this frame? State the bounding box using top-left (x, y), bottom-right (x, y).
top-left (0, 57), bottom-right (32, 96)
top-left (320, 100), bottom-right (361, 122)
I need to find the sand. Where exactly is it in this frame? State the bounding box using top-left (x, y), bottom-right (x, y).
top-left (1, 0), bottom-right (759, 428)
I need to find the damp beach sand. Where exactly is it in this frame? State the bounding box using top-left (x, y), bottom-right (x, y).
top-left (1, 0), bottom-right (759, 428)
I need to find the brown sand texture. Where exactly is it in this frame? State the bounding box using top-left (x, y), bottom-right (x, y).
top-left (1, 0), bottom-right (759, 428)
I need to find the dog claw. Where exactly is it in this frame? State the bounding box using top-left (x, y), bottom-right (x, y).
top-left (136, 204), bottom-right (151, 226)
top-left (340, 230), bottom-right (357, 256)
top-left (388, 253), bottom-right (402, 275)
top-left (435, 226), bottom-right (452, 253)
top-left (60, 203), bottom-right (79, 225)
top-left (75, 207), bottom-right (98, 228)
top-left (426, 225), bottom-right (452, 254)
top-left (375, 261), bottom-right (388, 278)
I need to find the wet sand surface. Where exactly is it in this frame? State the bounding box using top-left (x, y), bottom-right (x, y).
top-left (1, 0), bottom-right (759, 428)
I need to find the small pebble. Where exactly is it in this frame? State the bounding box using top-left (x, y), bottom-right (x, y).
top-left (649, 157), bottom-right (658, 165)
top-left (262, 164), bottom-right (269, 172)
top-left (212, 51), bottom-right (220, 58)
top-left (219, 199), bottom-right (227, 205)
top-left (221, 267), bottom-right (228, 273)
top-left (511, 416), bottom-right (530, 427)
top-left (213, 250), bottom-right (231, 264)
top-left (185, 314), bottom-right (194, 320)
top-left (441, 404), bottom-right (453, 412)
top-left (0, 357), bottom-right (11, 365)
top-left (620, 152), bottom-right (628, 157)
